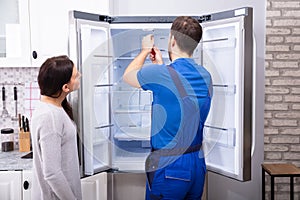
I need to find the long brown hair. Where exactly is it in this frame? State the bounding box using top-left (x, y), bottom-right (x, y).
top-left (38, 55), bottom-right (74, 120)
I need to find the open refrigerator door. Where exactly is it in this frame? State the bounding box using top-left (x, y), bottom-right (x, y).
top-left (198, 8), bottom-right (253, 181)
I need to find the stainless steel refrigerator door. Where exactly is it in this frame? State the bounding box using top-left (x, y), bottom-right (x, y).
top-left (77, 20), bottom-right (113, 175)
top-left (198, 8), bottom-right (253, 181)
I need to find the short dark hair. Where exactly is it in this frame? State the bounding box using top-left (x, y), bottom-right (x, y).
top-left (171, 16), bottom-right (202, 55)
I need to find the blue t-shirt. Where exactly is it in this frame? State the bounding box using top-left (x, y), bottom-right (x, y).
top-left (137, 58), bottom-right (212, 150)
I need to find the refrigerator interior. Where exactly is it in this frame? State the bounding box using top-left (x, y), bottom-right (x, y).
top-left (110, 24), bottom-right (171, 171)
top-left (69, 7), bottom-right (252, 181)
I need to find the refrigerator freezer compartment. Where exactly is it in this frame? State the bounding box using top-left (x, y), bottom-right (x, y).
top-left (114, 127), bottom-right (150, 141)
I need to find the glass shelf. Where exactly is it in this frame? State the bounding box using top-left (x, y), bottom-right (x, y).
top-left (114, 127), bottom-right (150, 141)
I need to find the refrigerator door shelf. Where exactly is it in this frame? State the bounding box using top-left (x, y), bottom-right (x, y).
top-left (203, 125), bottom-right (236, 148)
top-left (213, 84), bottom-right (236, 95)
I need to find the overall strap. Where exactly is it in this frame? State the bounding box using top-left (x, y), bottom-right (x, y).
top-left (167, 65), bottom-right (187, 98)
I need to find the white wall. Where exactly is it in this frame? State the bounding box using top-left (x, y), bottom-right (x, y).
top-left (113, 1), bottom-right (265, 200)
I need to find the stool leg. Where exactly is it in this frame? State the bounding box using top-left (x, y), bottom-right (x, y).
top-left (290, 177), bottom-right (293, 200)
top-left (262, 168), bottom-right (265, 200)
top-left (271, 176), bottom-right (274, 200)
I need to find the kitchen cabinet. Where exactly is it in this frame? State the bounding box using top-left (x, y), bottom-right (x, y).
top-left (0, 170), bottom-right (32, 200)
top-left (29, 0), bottom-right (112, 67)
top-left (22, 170), bottom-right (32, 200)
top-left (29, 0), bottom-right (70, 67)
top-left (81, 172), bottom-right (107, 200)
top-left (0, 171), bottom-right (22, 200)
top-left (0, 0), bottom-right (31, 67)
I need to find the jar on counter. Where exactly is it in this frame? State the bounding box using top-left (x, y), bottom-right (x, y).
top-left (1, 128), bottom-right (14, 152)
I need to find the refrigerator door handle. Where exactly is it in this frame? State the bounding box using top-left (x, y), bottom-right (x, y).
top-left (251, 32), bottom-right (257, 158)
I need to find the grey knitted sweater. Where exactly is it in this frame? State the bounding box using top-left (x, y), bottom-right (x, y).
top-left (31, 101), bottom-right (82, 200)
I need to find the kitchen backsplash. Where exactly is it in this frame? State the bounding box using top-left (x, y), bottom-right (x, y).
top-left (0, 67), bottom-right (39, 130)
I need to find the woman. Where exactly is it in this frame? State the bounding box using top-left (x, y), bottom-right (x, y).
top-left (31, 55), bottom-right (82, 200)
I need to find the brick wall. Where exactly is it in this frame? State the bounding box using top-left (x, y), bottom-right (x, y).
top-left (265, 0), bottom-right (300, 199)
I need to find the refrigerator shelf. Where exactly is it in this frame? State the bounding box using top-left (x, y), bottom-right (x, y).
top-left (114, 109), bottom-right (151, 114)
top-left (94, 84), bottom-right (113, 87)
top-left (115, 50), bottom-right (169, 60)
top-left (114, 127), bottom-right (150, 141)
top-left (93, 54), bottom-right (113, 58)
top-left (113, 150), bottom-right (149, 158)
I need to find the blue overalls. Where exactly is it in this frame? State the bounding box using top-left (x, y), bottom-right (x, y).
top-left (137, 59), bottom-right (212, 200)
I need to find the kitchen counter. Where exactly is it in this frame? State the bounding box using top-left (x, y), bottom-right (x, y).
top-left (0, 150), bottom-right (32, 170)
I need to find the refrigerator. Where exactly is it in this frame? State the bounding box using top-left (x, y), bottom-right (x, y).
top-left (68, 7), bottom-right (253, 199)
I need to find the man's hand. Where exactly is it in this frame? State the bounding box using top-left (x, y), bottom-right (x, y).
top-left (142, 34), bottom-right (154, 53)
top-left (149, 46), bottom-right (163, 65)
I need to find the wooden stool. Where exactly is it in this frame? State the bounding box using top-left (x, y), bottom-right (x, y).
top-left (262, 163), bottom-right (300, 200)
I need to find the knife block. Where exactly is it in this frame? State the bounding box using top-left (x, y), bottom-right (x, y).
top-left (19, 131), bottom-right (30, 152)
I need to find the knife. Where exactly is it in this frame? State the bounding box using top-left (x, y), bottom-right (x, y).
top-left (25, 117), bottom-right (30, 132)
top-left (18, 114), bottom-right (22, 131)
top-left (2, 86), bottom-right (5, 101)
top-left (22, 115), bottom-right (26, 132)
top-left (13, 86), bottom-right (17, 101)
